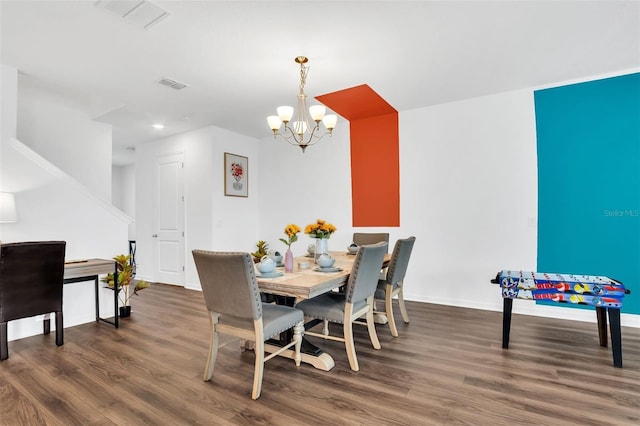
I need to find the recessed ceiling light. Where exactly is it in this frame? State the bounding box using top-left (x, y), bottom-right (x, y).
top-left (152, 123), bottom-right (165, 129)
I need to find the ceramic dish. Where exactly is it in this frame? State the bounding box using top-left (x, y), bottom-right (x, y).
top-left (256, 271), bottom-right (284, 278)
top-left (313, 267), bottom-right (343, 273)
top-left (276, 262), bottom-right (285, 267)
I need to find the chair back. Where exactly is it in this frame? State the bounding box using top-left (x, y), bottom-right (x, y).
top-left (386, 237), bottom-right (416, 286)
top-left (192, 250), bottom-right (262, 321)
top-left (0, 241), bottom-right (66, 322)
top-left (352, 233), bottom-right (389, 247)
top-left (345, 241), bottom-right (388, 304)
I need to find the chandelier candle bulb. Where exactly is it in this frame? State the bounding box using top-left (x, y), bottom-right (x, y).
top-left (267, 56), bottom-right (337, 153)
top-left (293, 121), bottom-right (307, 135)
top-left (309, 105), bottom-right (326, 121)
top-left (267, 116), bottom-right (282, 131)
top-left (277, 106), bottom-right (294, 122)
top-left (322, 114), bottom-right (337, 131)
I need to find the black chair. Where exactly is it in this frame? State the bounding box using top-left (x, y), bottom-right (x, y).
top-left (0, 241), bottom-right (66, 361)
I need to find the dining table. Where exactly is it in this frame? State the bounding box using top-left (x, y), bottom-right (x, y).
top-left (256, 250), bottom-right (390, 371)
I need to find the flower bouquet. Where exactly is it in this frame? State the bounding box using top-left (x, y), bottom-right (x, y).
top-left (279, 224), bottom-right (301, 272)
top-left (304, 219), bottom-right (337, 239)
top-left (305, 219), bottom-right (337, 262)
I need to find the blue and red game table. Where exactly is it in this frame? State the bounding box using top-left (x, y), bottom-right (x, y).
top-left (492, 270), bottom-right (630, 367)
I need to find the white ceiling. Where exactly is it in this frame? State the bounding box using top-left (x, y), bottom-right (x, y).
top-left (2, 0), bottom-right (639, 165)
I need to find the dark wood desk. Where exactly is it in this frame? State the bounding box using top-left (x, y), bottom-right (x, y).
top-left (64, 259), bottom-right (119, 328)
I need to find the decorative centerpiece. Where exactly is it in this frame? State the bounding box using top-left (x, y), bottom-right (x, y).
top-left (304, 219), bottom-right (337, 262)
top-left (279, 224), bottom-right (301, 272)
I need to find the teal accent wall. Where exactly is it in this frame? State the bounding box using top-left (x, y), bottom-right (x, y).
top-left (535, 73), bottom-right (640, 314)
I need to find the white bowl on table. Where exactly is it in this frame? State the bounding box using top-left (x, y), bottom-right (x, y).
top-left (317, 254), bottom-right (335, 269)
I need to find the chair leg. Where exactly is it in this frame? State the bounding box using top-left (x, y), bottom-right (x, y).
top-left (251, 339), bottom-right (265, 400)
top-left (1, 322), bottom-right (8, 361)
top-left (55, 311), bottom-right (64, 347)
top-left (385, 285), bottom-right (398, 337)
top-left (343, 319), bottom-right (359, 371)
top-left (293, 322), bottom-right (303, 367)
top-left (365, 298), bottom-right (381, 350)
top-left (203, 313), bottom-right (219, 381)
top-left (398, 285), bottom-right (410, 324)
top-left (44, 317), bottom-right (51, 335)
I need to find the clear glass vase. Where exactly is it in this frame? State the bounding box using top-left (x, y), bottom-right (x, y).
top-left (315, 238), bottom-right (328, 263)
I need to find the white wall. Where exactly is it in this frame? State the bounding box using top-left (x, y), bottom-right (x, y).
top-left (135, 125), bottom-right (260, 290)
top-left (400, 90), bottom-right (538, 308)
top-left (17, 74), bottom-right (113, 202)
top-left (258, 125), bottom-right (358, 256)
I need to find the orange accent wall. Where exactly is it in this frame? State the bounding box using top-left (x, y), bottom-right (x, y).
top-left (316, 85), bottom-right (399, 226)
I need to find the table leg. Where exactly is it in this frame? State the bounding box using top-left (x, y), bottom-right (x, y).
top-left (596, 306), bottom-right (608, 347)
top-left (113, 262), bottom-right (119, 329)
top-left (265, 294), bottom-right (335, 370)
top-left (608, 308), bottom-right (622, 368)
top-left (502, 298), bottom-right (513, 349)
top-left (94, 276), bottom-right (100, 322)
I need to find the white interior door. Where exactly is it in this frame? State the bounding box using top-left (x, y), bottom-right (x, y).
top-left (154, 153), bottom-right (185, 285)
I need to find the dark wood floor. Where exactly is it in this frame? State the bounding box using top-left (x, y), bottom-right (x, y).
top-left (1, 283), bottom-right (639, 425)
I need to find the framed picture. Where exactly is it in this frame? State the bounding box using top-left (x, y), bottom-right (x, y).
top-left (224, 152), bottom-right (248, 197)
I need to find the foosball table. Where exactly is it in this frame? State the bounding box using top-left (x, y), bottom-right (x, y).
top-left (491, 270), bottom-right (630, 367)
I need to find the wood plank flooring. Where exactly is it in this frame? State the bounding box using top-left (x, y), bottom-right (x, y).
top-left (1, 283), bottom-right (639, 425)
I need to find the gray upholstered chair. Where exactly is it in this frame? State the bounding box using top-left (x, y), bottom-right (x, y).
top-left (374, 237), bottom-right (416, 337)
top-left (192, 250), bottom-right (304, 400)
top-left (0, 241), bottom-right (66, 361)
top-left (295, 241), bottom-right (388, 371)
top-left (352, 232), bottom-right (389, 249)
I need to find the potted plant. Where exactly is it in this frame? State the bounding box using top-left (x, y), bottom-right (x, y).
top-left (101, 254), bottom-right (150, 317)
top-left (251, 240), bottom-right (269, 263)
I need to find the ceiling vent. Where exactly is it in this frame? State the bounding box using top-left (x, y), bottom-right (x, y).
top-left (94, 0), bottom-right (169, 30)
top-left (158, 77), bottom-right (189, 90)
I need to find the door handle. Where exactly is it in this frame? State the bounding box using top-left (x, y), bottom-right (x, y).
top-left (152, 234), bottom-right (158, 238)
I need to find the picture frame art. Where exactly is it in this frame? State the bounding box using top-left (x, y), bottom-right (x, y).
top-left (224, 152), bottom-right (248, 197)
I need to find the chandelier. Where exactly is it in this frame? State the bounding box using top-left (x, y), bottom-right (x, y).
top-left (267, 56), bottom-right (337, 153)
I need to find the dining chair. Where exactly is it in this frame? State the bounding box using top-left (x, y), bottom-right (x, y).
top-left (352, 232), bottom-right (390, 249)
top-left (295, 241), bottom-right (388, 371)
top-left (192, 250), bottom-right (304, 400)
top-left (0, 241), bottom-right (66, 361)
top-left (374, 236), bottom-right (416, 337)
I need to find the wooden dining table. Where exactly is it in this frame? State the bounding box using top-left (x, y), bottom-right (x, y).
top-left (256, 251), bottom-right (390, 371)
